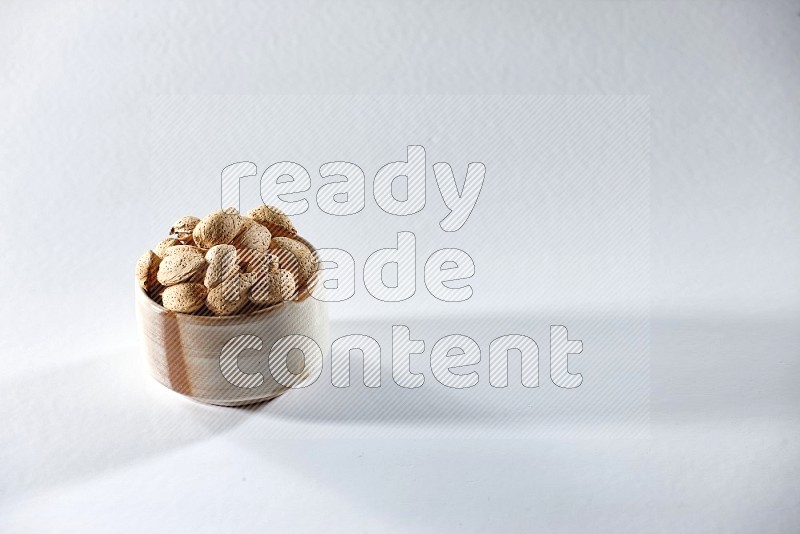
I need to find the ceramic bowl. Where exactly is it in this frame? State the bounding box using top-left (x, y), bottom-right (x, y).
top-left (135, 239), bottom-right (328, 406)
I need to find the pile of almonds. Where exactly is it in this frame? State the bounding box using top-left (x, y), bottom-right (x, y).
top-left (136, 205), bottom-right (317, 316)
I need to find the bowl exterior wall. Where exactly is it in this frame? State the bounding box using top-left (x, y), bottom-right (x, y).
top-left (135, 286), bottom-right (329, 406)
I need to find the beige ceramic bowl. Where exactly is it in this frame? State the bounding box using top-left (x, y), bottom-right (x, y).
top-left (135, 239), bottom-right (328, 406)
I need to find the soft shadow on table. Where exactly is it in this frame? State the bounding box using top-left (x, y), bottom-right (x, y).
top-left (4, 310), bottom-right (797, 506)
top-left (231, 310), bottom-right (800, 429)
top-left (230, 311), bottom-right (800, 532)
top-left (231, 311), bottom-right (653, 435)
top-left (0, 349), bottom-right (253, 499)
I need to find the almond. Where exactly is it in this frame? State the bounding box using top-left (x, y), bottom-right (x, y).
top-left (192, 208), bottom-right (243, 249)
top-left (247, 205), bottom-right (297, 238)
top-left (170, 215), bottom-right (200, 236)
top-left (156, 246), bottom-right (207, 286)
top-left (269, 237), bottom-right (316, 287)
top-left (232, 217), bottom-right (272, 251)
top-left (239, 271), bottom-right (257, 289)
top-left (162, 244), bottom-right (200, 257)
top-left (206, 274), bottom-right (250, 316)
top-left (241, 249), bottom-right (279, 274)
top-left (170, 215), bottom-right (201, 245)
top-left (204, 244), bottom-right (239, 289)
top-left (249, 269), bottom-right (296, 306)
top-left (153, 238), bottom-right (181, 258)
top-left (161, 283), bottom-right (208, 313)
top-left (136, 250), bottom-right (161, 292)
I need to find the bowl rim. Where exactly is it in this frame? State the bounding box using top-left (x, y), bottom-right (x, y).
top-left (136, 235), bottom-right (322, 324)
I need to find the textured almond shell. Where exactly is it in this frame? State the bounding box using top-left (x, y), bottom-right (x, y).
top-left (270, 237), bottom-right (315, 287)
top-left (247, 205), bottom-right (297, 238)
top-left (162, 244), bottom-right (201, 257)
top-left (206, 275), bottom-right (250, 316)
top-left (249, 269), bottom-right (296, 306)
top-left (233, 218), bottom-right (272, 251)
top-left (204, 244), bottom-right (239, 289)
top-left (192, 209), bottom-right (242, 249)
top-left (161, 283), bottom-right (208, 314)
top-left (157, 247), bottom-right (207, 286)
top-left (170, 215), bottom-right (201, 235)
top-left (241, 249), bottom-right (279, 274)
top-left (136, 250), bottom-right (161, 291)
top-left (153, 238), bottom-right (181, 258)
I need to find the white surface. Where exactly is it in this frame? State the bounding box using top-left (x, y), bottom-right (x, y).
top-left (1, 1), bottom-right (799, 532)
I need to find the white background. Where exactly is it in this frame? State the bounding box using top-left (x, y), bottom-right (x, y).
top-left (1, 1), bottom-right (799, 532)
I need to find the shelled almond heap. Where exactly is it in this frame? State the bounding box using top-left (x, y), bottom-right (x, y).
top-left (135, 206), bottom-right (317, 316)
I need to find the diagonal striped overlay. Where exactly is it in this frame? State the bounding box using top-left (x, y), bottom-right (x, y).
top-left (148, 95), bottom-right (650, 438)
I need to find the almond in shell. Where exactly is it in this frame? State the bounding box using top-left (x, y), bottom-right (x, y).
top-left (247, 205), bottom-right (296, 238)
top-left (204, 244), bottom-right (239, 289)
top-left (136, 250), bottom-right (161, 292)
top-left (170, 215), bottom-right (200, 235)
top-left (232, 217), bottom-right (272, 251)
top-left (170, 215), bottom-right (201, 245)
top-left (153, 238), bottom-right (181, 258)
top-left (269, 237), bottom-right (316, 287)
top-left (156, 246), bottom-right (207, 286)
top-left (249, 269), bottom-right (296, 306)
top-left (240, 249), bottom-right (279, 275)
top-left (206, 274), bottom-right (251, 316)
top-left (162, 283), bottom-right (208, 314)
top-left (192, 208), bottom-right (243, 249)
